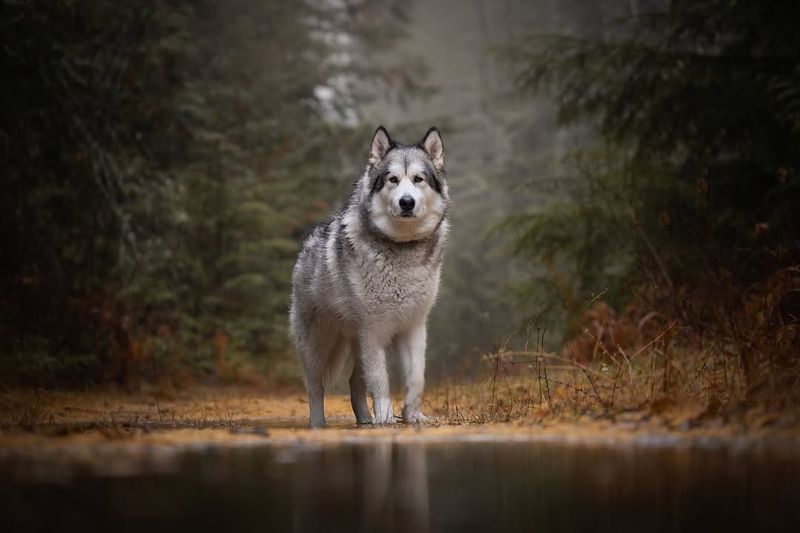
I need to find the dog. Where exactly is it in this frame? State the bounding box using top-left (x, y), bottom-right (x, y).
top-left (289, 126), bottom-right (449, 427)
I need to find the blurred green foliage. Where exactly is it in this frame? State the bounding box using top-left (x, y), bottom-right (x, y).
top-left (0, 0), bottom-right (421, 386)
top-left (501, 0), bottom-right (800, 332)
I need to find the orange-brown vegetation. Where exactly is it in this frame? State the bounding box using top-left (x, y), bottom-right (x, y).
top-left (464, 269), bottom-right (800, 430)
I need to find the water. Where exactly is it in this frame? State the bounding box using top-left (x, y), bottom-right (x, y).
top-left (4, 439), bottom-right (800, 532)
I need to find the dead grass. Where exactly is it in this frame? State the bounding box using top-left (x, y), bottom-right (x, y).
top-left (0, 351), bottom-right (796, 442)
top-left (0, 385), bottom-right (349, 432)
top-left (425, 312), bottom-right (800, 431)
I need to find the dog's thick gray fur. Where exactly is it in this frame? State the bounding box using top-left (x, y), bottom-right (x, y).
top-left (289, 126), bottom-right (449, 427)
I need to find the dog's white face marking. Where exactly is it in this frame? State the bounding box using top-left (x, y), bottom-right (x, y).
top-left (386, 160), bottom-right (425, 217)
top-left (369, 157), bottom-right (446, 242)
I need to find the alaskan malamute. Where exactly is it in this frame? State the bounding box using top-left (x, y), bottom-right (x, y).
top-left (289, 126), bottom-right (449, 427)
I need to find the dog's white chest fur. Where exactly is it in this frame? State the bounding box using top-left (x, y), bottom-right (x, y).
top-left (355, 247), bottom-right (438, 306)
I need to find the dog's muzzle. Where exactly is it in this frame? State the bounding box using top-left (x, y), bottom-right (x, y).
top-left (399, 195), bottom-right (415, 217)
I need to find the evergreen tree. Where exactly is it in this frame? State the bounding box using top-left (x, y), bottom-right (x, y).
top-left (0, 0), bottom-right (421, 385)
top-left (499, 0), bottom-right (800, 332)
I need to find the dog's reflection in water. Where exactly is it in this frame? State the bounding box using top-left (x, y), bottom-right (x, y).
top-left (362, 443), bottom-right (429, 532)
top-left (291, 443), bottom-right (430, 533)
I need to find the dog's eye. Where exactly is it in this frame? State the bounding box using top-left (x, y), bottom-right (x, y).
top-left (388, 176), bottom-right (399, 184)
top-left (413, 176), bottom-right (424, 184)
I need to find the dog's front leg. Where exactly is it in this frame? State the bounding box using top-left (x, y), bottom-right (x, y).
top-left (359, 334), bottom-right (394, 424)
top-left (349, 339), bottom-right (372, 425)
top-left (397, 321), bottom-right (429, 424)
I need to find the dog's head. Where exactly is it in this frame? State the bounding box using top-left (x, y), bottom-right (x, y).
top-left (362, 126), bottom-right (448, 242)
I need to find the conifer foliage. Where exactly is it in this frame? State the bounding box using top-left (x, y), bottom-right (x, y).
top-left (501, 0), bottom-right (800, 322)
top-left (0, 0), bottom-right (411, 385)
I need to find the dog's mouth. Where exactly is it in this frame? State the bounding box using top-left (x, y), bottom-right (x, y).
top-left (398, 211), bottom-right (416, 218)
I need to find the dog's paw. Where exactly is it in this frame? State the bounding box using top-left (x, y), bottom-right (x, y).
top-left (370, 418), bottom-right (397, 426)
top-left (355, 416), bottom-right (373, 426)
top-left (402, 410), bottom-right (431, 425)
top-left (370, 413), bottom-right (397, 425)
top-left (371, 398), bottom-right (395, 425)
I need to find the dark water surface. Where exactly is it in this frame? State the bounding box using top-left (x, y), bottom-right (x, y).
top-left (4, 439), bottom-right (800, 533)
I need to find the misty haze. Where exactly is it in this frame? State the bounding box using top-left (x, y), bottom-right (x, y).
top-left (2, 1), bottom-right (799, 532)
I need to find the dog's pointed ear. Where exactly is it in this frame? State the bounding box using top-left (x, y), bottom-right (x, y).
top-left (369, 126), bottom-right (393, 165)
top-left (420, 127), bottom-right (444, 170)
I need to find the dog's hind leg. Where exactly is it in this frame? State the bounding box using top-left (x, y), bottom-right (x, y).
top-left (296, 329), bottom-right (328, 428)
top-left (302, 323), bottom-right (351, 428)
top-left (306, 378), bottom-right (326, 428)
top-left (349, 340), bottom-right (372, 425)
top-left (300, 346), bottom-right (326, 428)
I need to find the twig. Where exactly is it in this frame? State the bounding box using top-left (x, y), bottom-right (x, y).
top-left (610, 362), bottom-right (624, 409)
top-left (579, 366), bottom-right (605, 406)
top-left (629, 320), bottom-right (678, 360)
top-left (536, 358), bottom-right (543, 406)
top-left (634, 217), bottom-right (674, 290)
top-left (542, 360), bottom-right (553, 408)
top-left (489, 353), bottom-right (500, 415)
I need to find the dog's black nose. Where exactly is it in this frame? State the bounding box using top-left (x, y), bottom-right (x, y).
top-left (399, 195), bottom-right (415, 211)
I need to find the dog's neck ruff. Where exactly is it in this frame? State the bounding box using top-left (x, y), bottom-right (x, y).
top-left (358, 204), bottom-right (447, 246)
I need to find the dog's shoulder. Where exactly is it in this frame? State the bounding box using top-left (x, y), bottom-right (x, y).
top-left (299, 217), bottom-right (335, 250)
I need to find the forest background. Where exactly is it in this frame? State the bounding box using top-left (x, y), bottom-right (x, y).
top-left (2, 0), bottom-right (797, 409)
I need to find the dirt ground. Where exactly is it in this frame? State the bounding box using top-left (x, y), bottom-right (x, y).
top-left (2, 386), bottom-right (799, 478)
